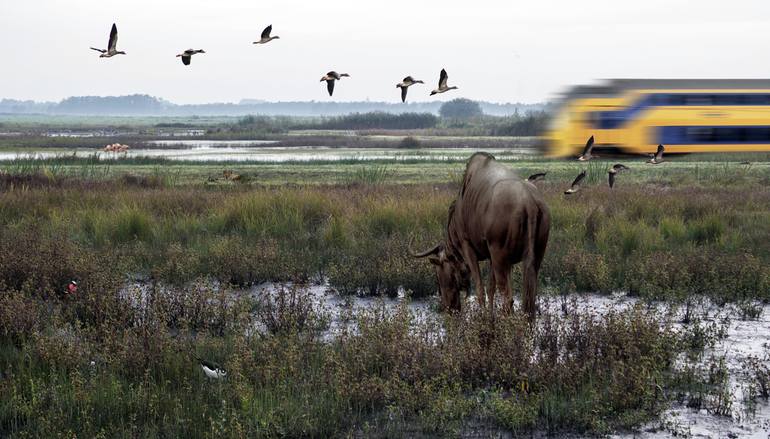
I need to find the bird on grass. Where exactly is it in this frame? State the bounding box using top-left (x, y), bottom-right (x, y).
top-left (525, 172), bottom-right (547, 183)
top-left (577, 136), bottom-right (595, 161)
top-left (608, 164), bottom-right (630, 188)
top-left (396, 76), bottom-right (424, 103)
top-left (430, 69), bottom-right (458, 96)
top-left (647, 144), bottom-right (665, 164)
top-left (176, 49), bottom-right (206, 66)
top-left (564, 170), bottom-right (586, 194)
top-left (320, 71), bottom-right (350, 96)
top-left (253, 25), bottom-right (280, 44)
top-left (90, 23), bottom-right (126, 58)
top-left (195, 356), bottom-right (227, 379)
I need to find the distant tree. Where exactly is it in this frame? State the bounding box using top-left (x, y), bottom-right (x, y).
top-left (439, 98), bottom-right (483, 119)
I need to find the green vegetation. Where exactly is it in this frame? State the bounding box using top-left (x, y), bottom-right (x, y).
top-left (1, 147), bottom-right (769, 436)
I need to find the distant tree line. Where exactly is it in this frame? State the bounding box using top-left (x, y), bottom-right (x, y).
top-left (302, 112), bottom-right (439, 130)
top-left (487, 111), bottom-right (551, 136)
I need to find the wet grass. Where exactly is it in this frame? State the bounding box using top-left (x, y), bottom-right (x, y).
top-left (0, 282), bottom-right (685, 438)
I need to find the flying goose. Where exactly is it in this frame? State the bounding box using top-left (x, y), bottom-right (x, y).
top-left (254, 25), bottom-right (280, 44)
top-left (176, 49), bottom-right (205, 66)
top-left (608, 163), bottom-right (630, 188)
top-left (525, 172), bottom-right (547, 183)
top-left (195, 356), bottom-right (226, 379)
top-left (577, 136), bottom-right (595, 161)
top-left (320, 71), bottom-right (350, 96)
top-left (564, 170), bottom-right (587, 194)
top-left (90, 23), bottom-right (126, 58)
top-left (430, 69), bottom-right (458, 96)
top-left (647, 144), bottom-right (665, 164)
top-left (396, 76), bottom-right (424, 103)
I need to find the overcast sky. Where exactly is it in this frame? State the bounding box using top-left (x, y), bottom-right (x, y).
top-left (1, 0), bottom-right (770, 104)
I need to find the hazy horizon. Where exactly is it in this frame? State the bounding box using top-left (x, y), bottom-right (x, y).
top-left (2, 0), bottom-right (770, 105)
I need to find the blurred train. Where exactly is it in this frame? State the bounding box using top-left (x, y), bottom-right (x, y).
top-left (545, 79), bottom-right (770, 157)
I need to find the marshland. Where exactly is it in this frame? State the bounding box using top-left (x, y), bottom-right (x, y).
top-left (1, 114), bottom-right (769, 437)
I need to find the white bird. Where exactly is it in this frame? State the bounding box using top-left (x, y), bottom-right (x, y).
top-left (647, 144), bottom-right (665, 164)
top-left (90, 23), bottom-right (126, 58)
top-left (564, 170), bottom-right (587, 194)
top-left (196, 356), bottom-right (226, 379)
top-left (577, 136), bottom-right (596, 161)
top-left (320, 71), bottom-right (350, 96)
top-left (253, 25), bottom-right (280, 44)
top-left (430, 69), bottom-right (458, 96)
top-left (176, 49), bottom-right (205, 66)
top-left (396, 76), bottom-right (424, 103)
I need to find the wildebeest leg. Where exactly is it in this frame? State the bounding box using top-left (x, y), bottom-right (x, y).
top-left (486, 267), bottom-right (496, 313)
top-left (461, 241), bottom-right (485, 308)
top-left (490, 247), bottom-right (513, 313)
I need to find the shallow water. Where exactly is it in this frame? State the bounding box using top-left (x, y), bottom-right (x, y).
top-left (0, 145), bottom-right (536, 162)
top-left (117, 279), bottom-right (770, 437)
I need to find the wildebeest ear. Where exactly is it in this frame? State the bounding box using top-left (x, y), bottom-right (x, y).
top-left (428, 256), bottom-right (441, 266)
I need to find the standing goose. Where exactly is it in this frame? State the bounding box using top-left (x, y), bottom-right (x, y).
top-left (396, 76), bottom-right (424, 103)
top-left (608, 164), bottom-right (630, 188)
top-left (647, 144), bottom-right (665, 164)
top-left (564, 170), bottom-right (587, 194)
top-left (577, 136), bottom-right (596, 161)
top-left (430, 69), bottom-right (458, 96)
top-left (320, 71), bottom-right (350, 96)
top-left (90, 23), bottom-right (126, 58)
top-left (176, 49), bottom-right (205, 66)
top-left (254, 25), bottom-right (280, 44)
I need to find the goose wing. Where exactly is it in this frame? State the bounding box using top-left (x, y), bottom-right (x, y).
top-left (261, 25), bottom-right (272, 39)
top-left (401, 86), bottom-right (408, 103)
top-left (581, 135), bottom-right (594, 156)
top-left (608, 171), bottom-right (616, 188)
top-left (527, 172), bottom-right (546, 182)
top-left (326, 79), bottom-right (335, 96)
top-left (403, 76), bottom-right (414, 84)
top-left (108, 23), bottom-right (118, 51)
top-left (655, 144), bottom-right (665, 161)
top-left (90, 47), bottom-right (106, 53)
top-left (181, 55), bottom-right (191, 65)
top-left (438, 69), bottom-right (448, 88)
top-left (327, 71), bottom-right (340, 80)
top-left (570, 170), bottom-right (586, 189)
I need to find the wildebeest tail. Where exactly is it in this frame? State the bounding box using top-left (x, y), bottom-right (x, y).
top-left (522, 208), bottom-right (540, 319)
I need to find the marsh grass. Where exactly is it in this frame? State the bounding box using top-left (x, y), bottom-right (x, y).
top-left (0, 280), bottom-right (688, 437)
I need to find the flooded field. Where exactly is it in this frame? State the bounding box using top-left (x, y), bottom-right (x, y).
top-left (0, 143), bottom-right (536, 162)
top-left (117, 277), bottom-right (770, 438)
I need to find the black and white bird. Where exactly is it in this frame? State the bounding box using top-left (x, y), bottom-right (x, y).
top-left (608, 164), bottom-right (630, 188)
top-left (320, 71), bottom-right (350, 96)
top-left (647, 144), bottom-right (665, 164)
top-left (430, 69), bottom-right (458, 96)
top-left (564, 170), bottom-right (587, 194)
top-left (396, 76), bottom-right (424, 103)
top-left (526, 172), bottom-right (547, 183)
top-left (577, 136), bottom-right (595, 161)
top-left (195, 356), bottom-right (227, 379)
top-left (90, 23), bottom-right (126, 58)
top-left (253, 25), bottom-right (280, 44)
top-left (176, 49), bottom-right (205, 66)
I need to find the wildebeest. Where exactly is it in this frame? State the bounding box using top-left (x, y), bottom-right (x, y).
top-left (410, 152), bottom-right (550, 318)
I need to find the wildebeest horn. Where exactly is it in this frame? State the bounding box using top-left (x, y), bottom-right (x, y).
top-left (408, 235), bottom-right (441, 258)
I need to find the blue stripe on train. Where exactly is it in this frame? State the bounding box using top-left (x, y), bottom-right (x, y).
top-left (658, 126), bottom-right (770, 145)
top-left (593, 93), bottom-right (770, 129)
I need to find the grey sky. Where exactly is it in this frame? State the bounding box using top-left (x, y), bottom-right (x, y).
top-left (1, 0), bottom-right (769, 104)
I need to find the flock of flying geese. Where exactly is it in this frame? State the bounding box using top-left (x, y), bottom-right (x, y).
top-left (528, 135), bottom-right (667, 195)
top-left (90, 23), bottom-right (458, 101)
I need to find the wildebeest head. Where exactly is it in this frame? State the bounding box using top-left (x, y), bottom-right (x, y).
top-left (409, 240), bottom-right (470, 311)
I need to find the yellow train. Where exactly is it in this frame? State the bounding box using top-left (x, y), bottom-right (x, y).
top-left (546, 79), bottom-right (770, 157)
